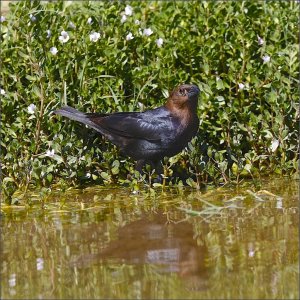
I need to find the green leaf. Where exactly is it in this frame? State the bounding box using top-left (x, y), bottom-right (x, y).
top-left (33, 85), bottom-right (41, 98)
top-left (100, 172), bottom-right (110, 180)
top-left (216, 79), bottom-right (224, 90)
top-left (26, 75), bottom-right (37, 81)
top-left (47, 173), bottom-right (53, 182)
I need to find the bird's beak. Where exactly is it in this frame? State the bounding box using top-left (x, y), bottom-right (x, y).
top-left (188, 85), bottom-right (200, 97)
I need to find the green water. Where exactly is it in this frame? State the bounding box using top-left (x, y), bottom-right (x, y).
top-left (1, 178), bottom-right (299, 299)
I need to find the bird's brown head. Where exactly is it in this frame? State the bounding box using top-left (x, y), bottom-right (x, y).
top-left (165, 84), bottom-right (200, 113)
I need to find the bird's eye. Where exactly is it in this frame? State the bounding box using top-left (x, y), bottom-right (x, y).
top-left (179, 88), bottom-right (186, 96)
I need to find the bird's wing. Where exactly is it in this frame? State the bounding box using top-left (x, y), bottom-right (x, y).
top-left (87, 112), bottom-right (170, 142)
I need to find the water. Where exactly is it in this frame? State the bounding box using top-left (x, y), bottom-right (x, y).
top-left (1, 178), bottom-right (299, 299)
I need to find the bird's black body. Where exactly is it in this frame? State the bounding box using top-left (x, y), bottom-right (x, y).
top-left (54, 84), bottom-right (200, 173)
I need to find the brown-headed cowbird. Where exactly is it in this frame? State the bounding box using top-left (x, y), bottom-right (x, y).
top-left (54, 84), bottom-right (200, 175)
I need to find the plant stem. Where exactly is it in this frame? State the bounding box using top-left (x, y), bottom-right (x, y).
top-left (34, 81), bottom-right (45, 155)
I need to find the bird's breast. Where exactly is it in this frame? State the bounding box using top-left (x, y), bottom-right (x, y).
top-left (173, 110), bottom-right (198, 133)
top-left (167, 113), bottom-right (198, 147)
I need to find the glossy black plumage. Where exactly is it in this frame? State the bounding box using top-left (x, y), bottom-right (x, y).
top-left (54, 84), bottom-right (200, 173)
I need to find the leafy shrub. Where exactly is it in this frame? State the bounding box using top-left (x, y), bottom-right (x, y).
top-left (1, 0), bottom-right (299, 200)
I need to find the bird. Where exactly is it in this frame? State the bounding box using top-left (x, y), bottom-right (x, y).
top-left (54, 84), bottom-right (200, 177)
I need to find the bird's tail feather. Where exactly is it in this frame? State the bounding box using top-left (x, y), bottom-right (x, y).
top-left (54, 106), bottom-right (104, 134)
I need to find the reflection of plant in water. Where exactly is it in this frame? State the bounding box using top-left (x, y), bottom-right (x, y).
top-left (176, 185), bottom-right (299, 295)
top-left (1, 179), bottom-right (298, 298)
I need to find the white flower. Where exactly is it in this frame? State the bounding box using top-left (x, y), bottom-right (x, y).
top-left (36, 258), bottom-right (44, 271)
top-left (9, 274), bottom-right (16, 287)
top-left (134, 19), bottom-right (140, 25)
top-left (276, 197), bottom-right (283, 209)
top-left (248, 243), bottom-right (255, 257)
top-left (86, 172), bottom-right (91, 178)
top-left (257, 35), bottom-right (264, 45)
top-left (59, 31), bottom-right (69, 43)
top-left (238, 83), bottom-right (245, 90)
top-left (46, 149), bottom-right (55, 157)
top-left (124, 5), bottom-right (133, 16)
top-left (138, 102), bottom-right (145, 111)
top-left (156, 37), bottom-right (163, 47)
top-left (50, 47), bottom-right (58, 55)
top-left (143, 28), bottom-right (153, 36)
top-left (262, 55), bottom-right (270, 63)
top-left (244, 8), bottom-right (248, 14)
top-left (27, 104), bottom-right (36, 114)
top-left (0, 89), bottom-right (5, 95)
top-left (46, 29), bottom-right (51, 38)
top-left (121, 15), bottom-right (127, 23)
top-left (89, 32), bottom-right (100, 42)
top-left (0, 15), bottom-right (6, 23)
top-left (87, 17), bottom-right (93, 24)
top-left (30, 14), bottom-right (37, 22)
top-left (69, 21), bottom-right (76, 29)
top-left (126, 32), bottom-right (134, 41)
top-left (270, 139), bottom-right (279, 152)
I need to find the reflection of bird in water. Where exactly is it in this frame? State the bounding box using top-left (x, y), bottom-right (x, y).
top-left (54, 84), bottom-right (200, 175)
top-left (71, 212), bottom-right (209, 291)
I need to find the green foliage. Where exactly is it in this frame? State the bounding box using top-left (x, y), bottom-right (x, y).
top-left (1, 0), bottom-right (299, 200)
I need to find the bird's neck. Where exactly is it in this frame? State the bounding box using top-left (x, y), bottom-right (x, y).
top-left (165, 99), bottom-right (198, 126)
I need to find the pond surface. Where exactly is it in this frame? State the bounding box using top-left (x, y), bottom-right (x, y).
top-left (1, 178), bottom-right (299, 299)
